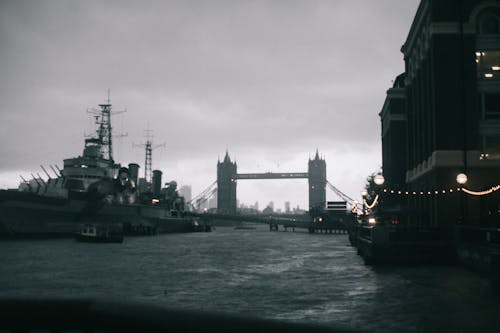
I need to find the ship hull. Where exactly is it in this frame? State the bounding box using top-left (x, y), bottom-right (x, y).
top-left (0, 190), bottom-right (204, 238)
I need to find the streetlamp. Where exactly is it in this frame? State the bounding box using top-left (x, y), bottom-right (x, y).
top-left (374, 174), bottom-right (385, 186)
top-left (360, 175), bottom-right (385, 220)
top-left (456, 173), bottom-right (467, 224)
top-left (456, 173), bottom-right (468, 185)
top-left (361, 188), bottom-right (368, 215)
top-left (374, 174), bottom-right (385, 214)
top-left (352, 200), bottom-right (359, 214)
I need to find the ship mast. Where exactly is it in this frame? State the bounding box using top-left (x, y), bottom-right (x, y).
top-left (134, 127), bottom-right (165, 183)
top-left (87, 89), bottom-right (126, 162)
top-left (144, 128), bottom-right (153, 183)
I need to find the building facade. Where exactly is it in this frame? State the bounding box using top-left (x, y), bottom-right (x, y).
top-left (380, 73), bottom-right (407, 193)
top-left (381, 0), bottom-right (500, 229)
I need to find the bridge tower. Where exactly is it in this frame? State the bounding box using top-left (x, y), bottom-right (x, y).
top-left (308, 150), bottom-right (326, 212)
top-left (217, 151), bottom-right (237, 213)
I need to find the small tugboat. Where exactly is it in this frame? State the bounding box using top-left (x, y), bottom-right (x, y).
top-left (75, 223), bottom-right (124, 243)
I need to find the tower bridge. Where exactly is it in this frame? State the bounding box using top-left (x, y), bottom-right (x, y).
top-left (217, 150), bottom-right (326, 214)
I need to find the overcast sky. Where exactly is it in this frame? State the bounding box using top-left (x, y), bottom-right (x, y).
top-left (0, 0), bottom-right (420, 210)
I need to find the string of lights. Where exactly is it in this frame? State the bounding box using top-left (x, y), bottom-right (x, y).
top-left (377, 185), bottom-right (500, 197)
top-left (363, 194), bottom-right (379, 209)
top-left (460, 185), bottom-right (500, 196)
top-left (361, 185), bottom-right (499, 211)
top-left (381, 188), bottom-right (458, 196)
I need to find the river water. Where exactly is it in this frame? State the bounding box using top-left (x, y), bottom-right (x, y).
top-left (1, 225), bottom-right (500, 332)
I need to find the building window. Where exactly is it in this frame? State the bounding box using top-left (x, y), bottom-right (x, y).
top-left (476, 10), bottom-right (500, 78)
top-left (482, 135), bottom-right (500, 159)
top-left (478, 12), bottom-right (500, 34)
top-left (479, 93), bottom-right (500, 158)
top-left (476, 51), bottom-right (500, 79)
top-left (484, 93), bottom-right (500, 119)
top-left (476, 9), bottom-right (500, 159)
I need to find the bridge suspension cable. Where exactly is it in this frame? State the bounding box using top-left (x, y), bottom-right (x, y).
top-left (193, 187), bottom-right (217, 209)
top-left (326, 181), bottom-right (355, 204)
top-left (188, 180), bottom-right (217, 204)
top-left (187, 180), bottom-right (217, 209)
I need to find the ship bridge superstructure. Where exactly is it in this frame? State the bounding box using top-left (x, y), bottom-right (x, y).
top-left (60, 99), bottom-right (124, 192)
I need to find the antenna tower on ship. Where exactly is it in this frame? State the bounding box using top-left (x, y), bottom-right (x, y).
top-left (87, 89), bottom-right (126, 162)
top-left (134, 127), bottom-right (165, 183)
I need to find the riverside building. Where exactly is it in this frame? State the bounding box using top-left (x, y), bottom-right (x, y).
top-left (380, 0), bottom-right (500, 230)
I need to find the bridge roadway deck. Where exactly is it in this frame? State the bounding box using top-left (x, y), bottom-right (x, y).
top-left (186, 212), bottom-right (309, 224)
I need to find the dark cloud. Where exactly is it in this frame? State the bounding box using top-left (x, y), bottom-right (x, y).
top-left (0, 0), bottom-right (419, 208)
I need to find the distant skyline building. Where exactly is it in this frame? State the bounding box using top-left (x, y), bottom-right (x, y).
top-left (235, 200), bottom-right (299, 213)
top-left (262, 202), bottom-right (274, 214)
top-left (285, 201), bottom-right (291, 213)
top-left (293, 204), bottom-right (305, 214)
top-left (137, 177), bottom-right (151, 193)
top-left (208, 191), bottom-right (217, 210)
top-left (178, 185), bottom-right (192, 203)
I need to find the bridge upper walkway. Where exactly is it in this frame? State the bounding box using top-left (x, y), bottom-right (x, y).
top-left (236, 172), bottom-right (309, 179)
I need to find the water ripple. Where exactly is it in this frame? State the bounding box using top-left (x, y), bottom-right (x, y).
top-left (1, 226), bottom-right (500, 332)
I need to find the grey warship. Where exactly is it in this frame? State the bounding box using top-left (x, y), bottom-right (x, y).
top-left (0, 99), bottom-right (208, 238)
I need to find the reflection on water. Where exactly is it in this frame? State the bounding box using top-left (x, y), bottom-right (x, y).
top-left (1, 225), bottom-right (499, 332)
